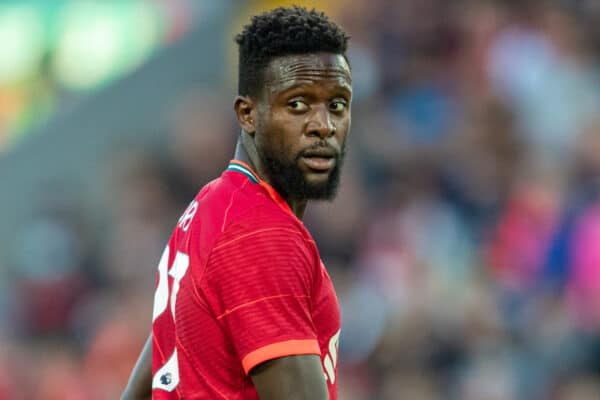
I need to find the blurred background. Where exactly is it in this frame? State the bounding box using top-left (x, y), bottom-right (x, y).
top-left (1, 0), bottom-right (600, 398)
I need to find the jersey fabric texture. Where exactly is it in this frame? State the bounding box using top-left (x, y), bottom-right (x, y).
top-left (151, 160), bottom-right (341, 399)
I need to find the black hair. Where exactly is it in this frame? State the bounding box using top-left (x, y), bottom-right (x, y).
top-left (235, 6), bottom-right (350, 97)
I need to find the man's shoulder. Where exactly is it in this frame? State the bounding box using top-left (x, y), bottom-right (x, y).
top-left (182, 172), bottom-right (302, 241)
top-left (229, 203), bottom-right (300, 232)
top-left (210, 171), bottom-right (299, 230)
top-left (194, 172), bottom-right (269, 209)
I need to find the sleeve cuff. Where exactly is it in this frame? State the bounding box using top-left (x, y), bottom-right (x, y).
top-left (241, 339), bottom-right (320, 374)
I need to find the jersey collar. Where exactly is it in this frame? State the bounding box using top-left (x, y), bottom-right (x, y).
top-left (226, 160), bottom-right (294, 216)
top-left (226, 160), bottom-right (259, 183)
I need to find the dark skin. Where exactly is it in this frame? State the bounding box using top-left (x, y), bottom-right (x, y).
top-left (121, 335), bottom-right (152, 400)
top-left (121, 52), bottom-right (352, 400)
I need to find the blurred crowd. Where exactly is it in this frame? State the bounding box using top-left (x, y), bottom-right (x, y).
top-left (2, 0), bottom-right (600, 398)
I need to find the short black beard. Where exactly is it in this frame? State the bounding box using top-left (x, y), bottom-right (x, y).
top-left (259, 144), bottom-right (345, 201)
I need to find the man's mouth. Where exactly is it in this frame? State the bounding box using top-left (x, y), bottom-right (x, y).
top-left (300, 148), bottom-right (337, 172)
top-left (301, 156), bottom-right (336, 171)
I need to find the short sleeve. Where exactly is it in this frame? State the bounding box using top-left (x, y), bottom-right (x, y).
top-left (200, 211), bottom-right (320, 374)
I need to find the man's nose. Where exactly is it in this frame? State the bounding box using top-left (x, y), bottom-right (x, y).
top-left (306, 106), bottom-right (335, 139)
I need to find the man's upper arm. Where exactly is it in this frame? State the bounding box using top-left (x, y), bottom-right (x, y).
top-left (250, 354), bottom-right (328, 400)
top-left (121, 333), bottom-right (152, 400)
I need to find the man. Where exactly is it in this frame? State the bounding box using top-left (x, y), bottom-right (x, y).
top-left (122, 6), bottom-right (351, 399)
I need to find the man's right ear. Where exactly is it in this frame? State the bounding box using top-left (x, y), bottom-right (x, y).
top-left (234, 96), bottom-right (256, 136)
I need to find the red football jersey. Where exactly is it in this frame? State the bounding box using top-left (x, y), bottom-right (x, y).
top-left (151, 160), bottom-right (341, 399)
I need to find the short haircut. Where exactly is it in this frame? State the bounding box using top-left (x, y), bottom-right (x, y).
top-left (235, 6), bottom-right (350, 97)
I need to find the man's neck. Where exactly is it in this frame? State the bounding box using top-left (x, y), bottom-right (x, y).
top-left (233, 136), bottom-right (307, 219)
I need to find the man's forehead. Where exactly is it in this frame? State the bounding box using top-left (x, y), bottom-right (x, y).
top-left (264, 53), bottom-right (352, 90)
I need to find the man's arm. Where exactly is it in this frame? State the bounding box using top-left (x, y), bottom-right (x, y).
top-left (121, 333), bottom-right (152, 400)
top-left (251, 355), bottom-right (328, 400)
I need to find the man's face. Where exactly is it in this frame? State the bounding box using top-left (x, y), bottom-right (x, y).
top-left (253, 52), bottom-right (352, 201)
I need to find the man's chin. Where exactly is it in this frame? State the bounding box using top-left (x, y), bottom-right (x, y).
top-left (302, 179), bottom-right (339, 201)
top-left (299, 166), bottom-right (341, 200)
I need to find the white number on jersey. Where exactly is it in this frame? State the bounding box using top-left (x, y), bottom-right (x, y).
top-left (151, 246), bottom-right (190, 392)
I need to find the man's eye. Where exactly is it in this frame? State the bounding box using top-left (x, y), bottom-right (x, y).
top-left (288, 100), bottom-right (309, 112)
top-left (330, 101), bottom-right (347, 112)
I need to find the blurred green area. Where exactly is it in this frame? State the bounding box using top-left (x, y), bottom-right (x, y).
top-left (0, 0), bottom-right (184, 149)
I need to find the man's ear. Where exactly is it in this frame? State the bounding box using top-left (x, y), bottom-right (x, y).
top-left (234, 96), bottom-right (256, 136)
